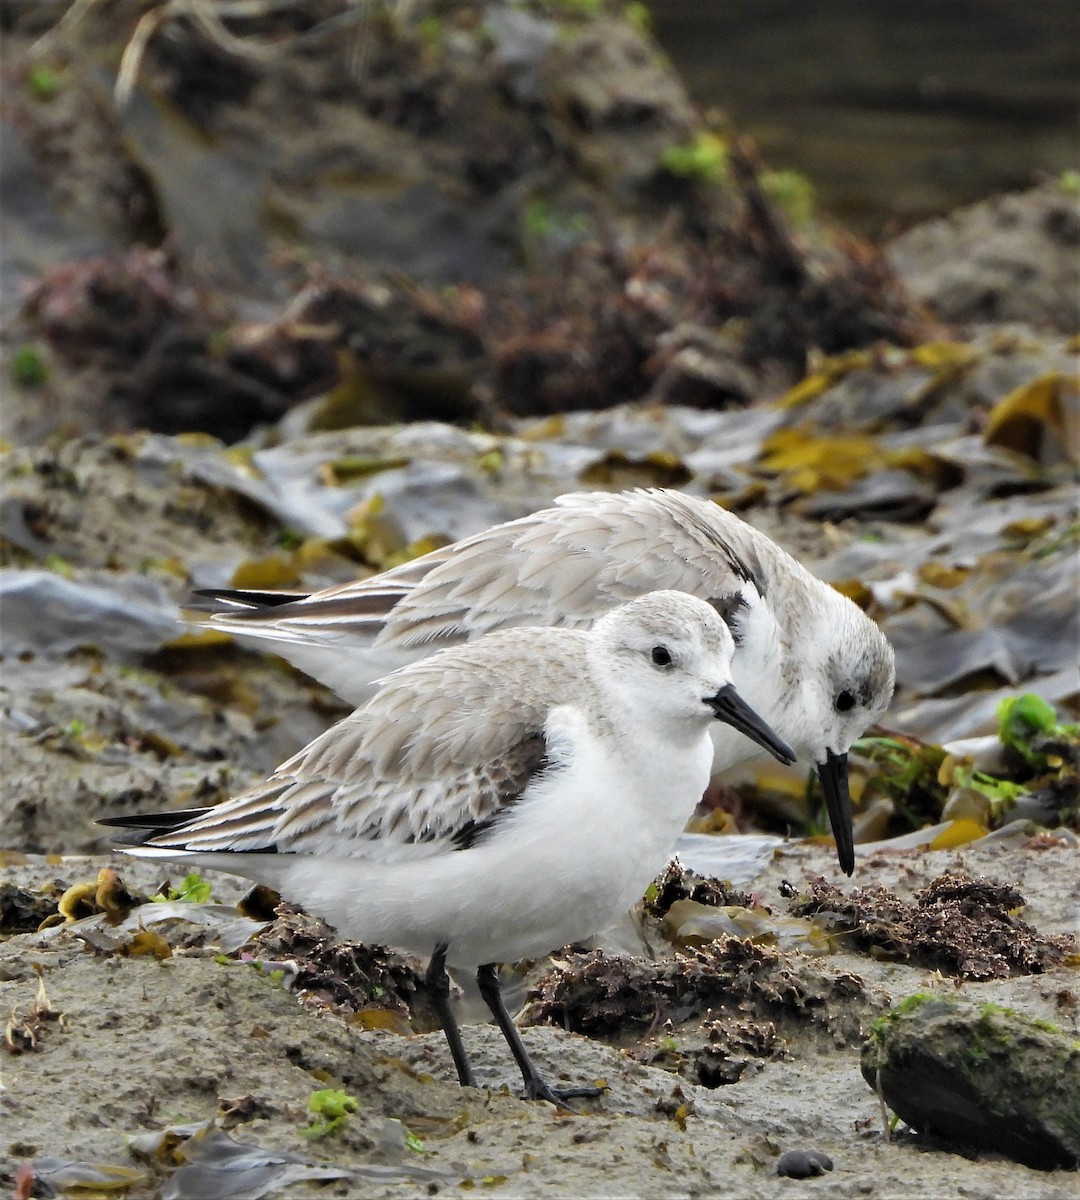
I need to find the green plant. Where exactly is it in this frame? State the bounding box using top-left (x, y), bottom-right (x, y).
top-left (417, 14), bottom-right (443, 45)
top-left (997, 693), bottom-right (1078, 768)
top-left (760, 168), bottom-right (815, 225)
top-left (1059, 169), bottom-right (1080, 197)
top-left (27, 65), bottom-right (60, 101)
top-left (523, 197), bottom-right (590, 242)
top-left (850, 735), bottom-right (948, 827)
top-left (302, 1089), bottom-right (359, 1140)
top-left (555, 0), bottom-right (602, 16)
top-left (624, 2), bottom-right (651, 35)
top-left (10, 344), bottom-right (49, 387)
top-left (948, 764), bottom-right (1026, 818)
top-left (660, 133), bottom-right (728, 185)
top-left (44, 553), bottom-right (74, 578)
top-left (152, 871), bottom-right (213, 904)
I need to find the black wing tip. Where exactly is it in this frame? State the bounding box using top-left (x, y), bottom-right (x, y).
top-left (98, 810), bottom-right (281, 855)
top-left (97, 808), bottom-right (212, 831)
top-left (190, 587), bottom-right (312, 611)
top-left (97, 808), bottom-right (212, 846)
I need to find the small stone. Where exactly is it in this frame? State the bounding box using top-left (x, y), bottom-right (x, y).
top-left (776, 1148), bottom-right (834, 1178)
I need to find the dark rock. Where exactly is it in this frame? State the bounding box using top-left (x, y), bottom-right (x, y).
top-left (861, 993), bottom-right (1080, 1170)
top-left (3, 5), bottom-right (923, 441)
top-left (776, 1148), bottom-right (833, 1178)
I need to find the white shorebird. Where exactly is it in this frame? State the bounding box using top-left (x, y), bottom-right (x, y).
top-left (196, 488), bottom-right (895, 873)
top-left (103, 592), bottom-right (794, 1104)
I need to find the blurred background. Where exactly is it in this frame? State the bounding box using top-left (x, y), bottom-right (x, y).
top-left (651, 0), bottom-right (1079, 233)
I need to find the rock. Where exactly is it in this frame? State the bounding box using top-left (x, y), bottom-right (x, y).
top-left (861, 993), bottom-right (1080, 1170)
top-left (889, 181), bottom-right (1080, 334)
top-left (776, 1148), bottom-right (834, 1178)
top-left (0, 569), bottom-right (180, 658)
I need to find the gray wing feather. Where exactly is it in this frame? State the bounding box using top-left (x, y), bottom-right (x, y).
top-left (381, 488), bottom-right (769, 646)
top-left (198, 489), bottom-right (772, 652)
top-left (147, 629), bottom-right (579, 858)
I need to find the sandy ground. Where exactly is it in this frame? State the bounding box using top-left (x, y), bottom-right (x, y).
top-left (2, 835), bottom-right (1077, 1198)
top-left (1, 413), bottom-right (1077, 1196)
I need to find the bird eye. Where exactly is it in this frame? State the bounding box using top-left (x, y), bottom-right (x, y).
top-left (651, 646), bottom-right (673, 667)
top-left (836, 690), bottom-right (856, 712)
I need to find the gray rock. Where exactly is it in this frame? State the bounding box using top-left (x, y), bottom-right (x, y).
top-left (0, 569), bottom-right (180, 658)
top-left (889, 181), bottom-right (1080, 334)
top-left (776, 1148), bottom-right (834, 1178)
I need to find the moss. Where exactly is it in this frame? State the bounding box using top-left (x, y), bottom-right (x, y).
top-left (868, 993), bottom-right (1073, 1065)
top-left (27, 64), bottom-right (61, 101)
top-left (870, 991), bottom-right (936, 1037)
top-left (1060, 169), bottom-right (1080, 196)
top-left (554, 0), bottom-right (603, 15)
top-left (977, 1002), bottom-right (1066, 1038)
top-left (624, 2), bottom-right (651, 35)
top-left (10, 344), bottom-right (49, 387)
top-left (660, 132), bottom-right (728, 185)
top-left (893, 991), bottom-right (936, 1017)
top-left (417, 14), bottom-right (443, 46)
top-left (760, 168), bottom-right (816, 226)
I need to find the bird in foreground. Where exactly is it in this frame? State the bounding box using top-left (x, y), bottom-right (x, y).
top-left (196, 488), bottom-right (895, 873)
top-left (104, 592), bottom-right (795, 1105)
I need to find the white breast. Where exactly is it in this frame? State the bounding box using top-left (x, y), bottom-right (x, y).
top-left (259, 705), bottom-right (714, 969)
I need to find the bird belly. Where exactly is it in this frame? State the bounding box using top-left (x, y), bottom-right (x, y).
top-left (206, 731), bottom-right (713, 970)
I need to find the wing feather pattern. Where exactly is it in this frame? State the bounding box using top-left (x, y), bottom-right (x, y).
top-left (197, 490), bottom-right (774, 658)
top-left (141, 628), bottom-right (581, 860)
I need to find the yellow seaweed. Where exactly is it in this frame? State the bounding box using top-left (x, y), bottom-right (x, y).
top-left (229, 554), bottom-right (300, 589)
top-left (928, 819), bottom-right (989, 851)
top-left (916, 562), bottom-right (971, 589)
top-left (164, 628), bottom-right (234, 648)
top-left (776, 349), bottom-right (873, 410)
top-left (830, 579), bottom-right (874, 608)
top-left (984, 371), bottom-right (1080, 463)
top-left (909, 341), bottom-right (979, 373)
top-left (125, 930), bottom-right (173, 959)
top-left (580, 449), bottom-right (692, 489)
top-left (759, 426), bottom-right (880, 491)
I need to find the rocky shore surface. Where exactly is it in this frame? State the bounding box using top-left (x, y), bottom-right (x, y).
top-left (2, 3), bottom-right (1077, 1196)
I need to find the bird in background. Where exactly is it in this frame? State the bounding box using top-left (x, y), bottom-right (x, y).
top-left (196, 488), bottom-right (896, 874)
top-left (104, 592), bottom-right (796, 1105)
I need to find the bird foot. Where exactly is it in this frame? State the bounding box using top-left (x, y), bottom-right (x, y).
top-left (523, 1077), bottom-right (608, 1110)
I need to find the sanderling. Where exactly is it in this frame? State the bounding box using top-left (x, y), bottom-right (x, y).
top-left (103, 592), bottom-right (794, 1105)
top-left (198, 488), bottom-right (895, 873)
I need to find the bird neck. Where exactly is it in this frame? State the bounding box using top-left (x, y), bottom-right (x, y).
top-left (729, 595), bottom-right (796, 725)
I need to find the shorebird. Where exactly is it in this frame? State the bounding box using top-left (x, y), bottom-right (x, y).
top-left (104, 592), bottom-right (794, 1104)
top-left (196, 488), bottom-right (895, 873)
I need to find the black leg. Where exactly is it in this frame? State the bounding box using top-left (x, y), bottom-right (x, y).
top-left (475, 963), bottom-right (606, 1108)
top-left (426, 944), bottom-right (476, 1088)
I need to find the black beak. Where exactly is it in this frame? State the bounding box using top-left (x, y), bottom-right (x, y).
top-left (817, 748), bottom-right (854, 876)
top-left (705, 685), bottom-right (796, 765)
